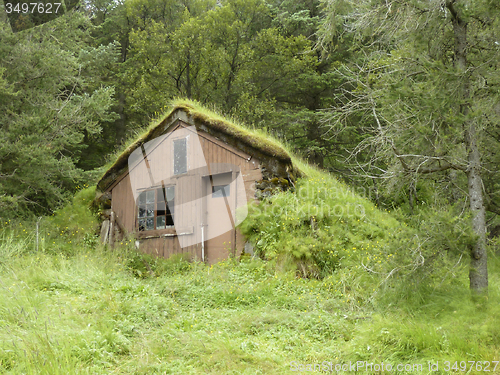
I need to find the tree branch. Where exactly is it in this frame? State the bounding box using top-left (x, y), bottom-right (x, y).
top-left (445, 0), bottom-right (459, 20)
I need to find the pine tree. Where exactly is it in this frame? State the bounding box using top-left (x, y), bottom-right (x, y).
top-left (0, 12), bottom-right (118, 216)
top-left (318, 0), bottom-right (500, 294)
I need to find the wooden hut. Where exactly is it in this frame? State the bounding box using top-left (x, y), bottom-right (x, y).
top-left (96, 101), bottom-right (298, 264)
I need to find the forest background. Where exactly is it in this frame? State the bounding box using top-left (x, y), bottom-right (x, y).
top-left (1, 0), bottom-right (499, 290)
top-left (1, 1), bottom-right (500, 372)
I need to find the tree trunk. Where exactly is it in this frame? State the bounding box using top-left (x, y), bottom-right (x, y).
top-left (447, 0), bottom-right (488, 294)
top-left (186, 50), bottom-right (192, 99)
top-left (408, 180), bottom-right (416, 215)
top-left (467, 127), bottom-right (488, 293)
top-left (115, 91), bottom-right (127, 146)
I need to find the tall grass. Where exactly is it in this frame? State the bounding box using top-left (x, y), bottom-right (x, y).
top-left (0, 237), bottom-right (499, 374)
top-left (1, 183), bottom-right (499, 374)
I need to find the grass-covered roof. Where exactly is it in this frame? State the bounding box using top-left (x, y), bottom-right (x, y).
top-left (97, 99), bottom-right (298, 192)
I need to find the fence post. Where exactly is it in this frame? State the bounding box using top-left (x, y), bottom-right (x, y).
top-left (36, 217), bottom-right (42, 252)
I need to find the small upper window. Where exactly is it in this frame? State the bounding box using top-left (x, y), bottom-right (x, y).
top-left (212, 184), bottom-right (230, 198)
top-left (173, 138), bottom-right (187, 175)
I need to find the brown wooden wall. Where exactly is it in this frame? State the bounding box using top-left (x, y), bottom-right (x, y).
top-left (109, 121), bottom-right (262, 262)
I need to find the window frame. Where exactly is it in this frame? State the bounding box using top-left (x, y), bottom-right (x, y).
top-left (212, 184), bottom-right (230, 198)
top-left (173, 136), bottom-right (188, 176)
top-left (136, 185), bottom-right (175, 235)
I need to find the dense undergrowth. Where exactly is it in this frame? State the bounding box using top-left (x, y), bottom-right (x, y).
top-left (238, 168), bottom-right (480, 310)
top-left (0, 182), bottom-right (499, 374)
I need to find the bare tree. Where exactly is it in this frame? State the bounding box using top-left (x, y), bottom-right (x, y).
top-left (318, 0), bottom-right (500, 294)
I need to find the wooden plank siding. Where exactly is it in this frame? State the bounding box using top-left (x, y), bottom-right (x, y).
top-left (111, 173), bottom-right (135, 232)
top-left (109, 123), bottom-right (262, 262)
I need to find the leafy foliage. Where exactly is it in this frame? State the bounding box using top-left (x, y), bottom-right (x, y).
top-left (0, 13), bottom-right (119, 217)
top-left (239, 175), bottom-right (400, 278)
top-left (317, 0), bottom-right (500, 292)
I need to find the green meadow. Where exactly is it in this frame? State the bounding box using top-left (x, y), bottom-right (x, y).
top-left (1, 182), bottom-right (499, 374)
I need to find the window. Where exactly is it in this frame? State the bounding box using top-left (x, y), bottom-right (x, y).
top-left (173, 138), bottom-right (187, 175)
top-left (212, 184), bottom-right (230, 198)
top-left (137, 186), bottom-right (175, 231)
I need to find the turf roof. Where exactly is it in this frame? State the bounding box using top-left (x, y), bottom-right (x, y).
top-left (97, 99), bottom-right (295, 192)
top-left (171, 99), bottom-right (292, 161)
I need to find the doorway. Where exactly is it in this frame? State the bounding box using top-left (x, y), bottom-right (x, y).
top-left (203, 172), bottom-right (236, 264)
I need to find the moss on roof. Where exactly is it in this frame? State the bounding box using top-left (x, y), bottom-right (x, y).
top-left (170, 99), bottom-right (292, 161)
top-left (97, 99), bottom-right (299, 192)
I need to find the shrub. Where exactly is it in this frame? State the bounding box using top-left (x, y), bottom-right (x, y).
top-left (238, 176), bottom-right (399, 279)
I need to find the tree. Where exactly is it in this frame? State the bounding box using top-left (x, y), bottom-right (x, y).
top-left (81, 0), bottom-right (352, 171)
top-left (0, 12), bottom-right (118, 216)
top-left (120, 0), bottom-right (271, 113)
top-left (318, 0), bottom-right (500, 294)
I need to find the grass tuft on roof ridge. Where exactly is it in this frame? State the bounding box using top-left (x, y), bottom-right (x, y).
top-left (97, 98), bottom-right (322, 191)
top-left (169, 98), bottom-right (291, 161)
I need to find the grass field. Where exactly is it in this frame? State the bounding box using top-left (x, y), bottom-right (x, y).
top-left (0, 233), bottom-right (499, 374)
top-left (1, 184), bottom-right (500, 374)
